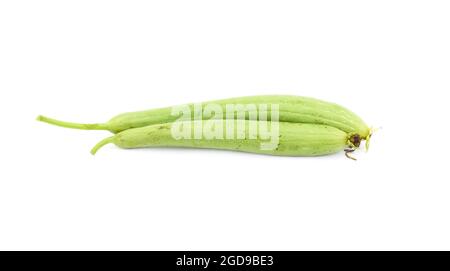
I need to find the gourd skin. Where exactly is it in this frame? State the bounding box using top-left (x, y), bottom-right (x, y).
top-left (107, 95), bottom-right (370, 139)
top-left (38, 95), bottom-right (372, 157)
top-left (91, 121), bottom-right (349, 156)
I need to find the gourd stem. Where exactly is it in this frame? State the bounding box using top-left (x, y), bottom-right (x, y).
top-left (90, 136), bottom-right (115, 155)
top-left (37, 115), bottom-right (108, 130)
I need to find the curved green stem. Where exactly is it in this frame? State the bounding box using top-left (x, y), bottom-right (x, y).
top-left (90, 136), bottom-right (115, 155)
top-left (37, 115), bottom-right (108, 131)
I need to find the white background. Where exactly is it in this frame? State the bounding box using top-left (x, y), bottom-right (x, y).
top-left (1, 1), bottom-right (449, 251)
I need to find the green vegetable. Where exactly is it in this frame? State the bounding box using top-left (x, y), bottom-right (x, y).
top-left (37, 95), bottom-right (370, 138)
top-left (90, 121), bottom-right (353, 156)
top-left (38, 95), bottom-right (372, 158)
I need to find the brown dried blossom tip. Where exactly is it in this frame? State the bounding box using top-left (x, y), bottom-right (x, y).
top-left (349, 134), bottom-right (361, 148)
